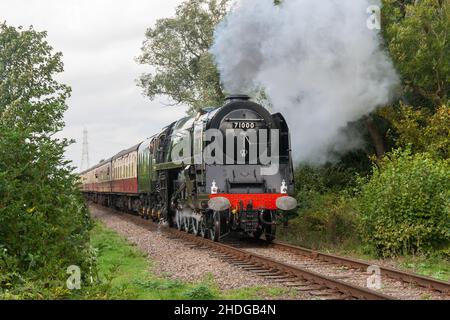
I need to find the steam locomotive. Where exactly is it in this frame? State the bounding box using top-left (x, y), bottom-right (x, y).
top-left (80, 95), bottom-right (297, 242)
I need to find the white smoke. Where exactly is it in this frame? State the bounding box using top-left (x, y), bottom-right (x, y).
top-left (210, 0), bottom-right (399, 163)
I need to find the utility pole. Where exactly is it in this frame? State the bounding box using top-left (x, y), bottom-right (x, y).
top-left (80, 128), bottom-right (90, 171)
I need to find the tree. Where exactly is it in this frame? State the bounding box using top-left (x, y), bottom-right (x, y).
top-left (0, 22), bottom-right (93, 294)
top-left (382, 0), bottom-right (449, 107)
top-left (370, 0), bottom-right (449, 159)
top-left (380, 103), bottom-right (449, 159)
top-left (137, 0), bottom-right (230, 112)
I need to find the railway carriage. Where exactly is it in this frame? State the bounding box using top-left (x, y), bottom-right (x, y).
top-left (111, 144), bottom-right (139, 194)
top-left (94, 160), bottom-right (112, 194)
top-left (81, 95), bottom-right (297, 242)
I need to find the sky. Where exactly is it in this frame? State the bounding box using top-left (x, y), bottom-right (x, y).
top-left (0, 0), bottom-right (188, 170)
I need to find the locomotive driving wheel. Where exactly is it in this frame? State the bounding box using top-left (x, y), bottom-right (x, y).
top-left (208, 211), bottom-right (221, 242)
top-left (183, 215), bottom-right (190, 233)
top-left (199, 216), bottom-right (207, 238)
top-left (191, 216), bottom-right (200, 236)
top-left (175, 209), bottom-right (183, 231)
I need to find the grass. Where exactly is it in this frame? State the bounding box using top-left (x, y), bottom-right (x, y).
top-left (396, 255), bottom-right (450, 281)
top-left (90, 222), bottom-right (291, 299)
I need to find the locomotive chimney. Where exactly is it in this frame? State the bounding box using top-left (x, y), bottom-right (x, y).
top-left (225, 94), bottom-right (250, 103)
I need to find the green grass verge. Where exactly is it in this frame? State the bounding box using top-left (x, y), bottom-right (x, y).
top-left (396, 256), bottom-right (450, 281)
top-left (90, 222), bottom-right (291, 299)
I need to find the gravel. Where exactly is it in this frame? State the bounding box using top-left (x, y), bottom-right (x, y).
top-left (89, 205), bottom-right (310, 299)
top-left (240, 245), bottom-right (449, 300)
top-left (90, 204), bottom-right (448, 300)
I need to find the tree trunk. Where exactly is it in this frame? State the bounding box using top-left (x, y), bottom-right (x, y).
top-left (365, 117), bottom-right (385, 160)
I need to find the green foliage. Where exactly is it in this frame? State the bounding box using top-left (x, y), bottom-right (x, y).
top-left (382, 0), bottom-right (450, 106)
top-left (380, 103), bottom-right (450, 159)
top-left (356, 148), bottom-right (450, 257)
top-left (184, 283), bottom-right (216, 300)
top-left (295, 164), bottom-right (361, 195)
top-left (280, 192), bottom-right (360, 250)
top-left (278, 164), bottom-right (365, 250)
top-left (137, 0), bottom-right (229, 111)
top-left (0, 23), bottom-right (94, 296)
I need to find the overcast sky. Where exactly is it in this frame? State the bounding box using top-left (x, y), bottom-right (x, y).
top-left (0, 0), bottom-right (188, 170)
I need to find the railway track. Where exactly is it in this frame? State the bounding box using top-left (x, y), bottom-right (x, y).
top-left (168, 228), bottom-right (393, 300)
top-left (221, 236), bottom-right (450, 299)
top-left (90, 203), bottom-right (450, 300)
top-left (268, 241), bottom-right (450, 294)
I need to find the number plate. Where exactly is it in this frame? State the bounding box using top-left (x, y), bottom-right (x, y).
top-left (233, 122), bottom-right (256, 129)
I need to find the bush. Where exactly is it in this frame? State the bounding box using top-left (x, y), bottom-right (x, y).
top-left (295, 164), bottom-right (359, 194)
top-left (279, 164), bottom-right (364, 250)
top-left (356, 148), bottom-right (450, 257)
top-left (279, 192), bottom-right (361, 250)
top-left (0, 23), bottom-right (96, 297)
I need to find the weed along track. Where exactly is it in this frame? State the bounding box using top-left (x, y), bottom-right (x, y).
top-left (90, 203), bottom-right (450, 300)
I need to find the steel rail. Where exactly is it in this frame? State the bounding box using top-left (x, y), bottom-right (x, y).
top-left (90, 204), bottom-right (448, 299)
top-left (270, 241), bottom-right (450, 294)
top-left (168, 228), bottom-right (395, 300)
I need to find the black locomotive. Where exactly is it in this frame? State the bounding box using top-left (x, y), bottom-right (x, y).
top-left (81, 95), bottom-right (296, 242)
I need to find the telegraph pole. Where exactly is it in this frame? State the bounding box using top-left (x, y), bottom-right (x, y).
top-left (80, 128), bottom-right (90, 171)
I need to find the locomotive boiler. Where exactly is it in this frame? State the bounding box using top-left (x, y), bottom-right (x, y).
top-left (80, 95), bottom-right (297, 242)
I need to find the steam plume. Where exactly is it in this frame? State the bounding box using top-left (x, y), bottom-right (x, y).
top-left (210, 0), bottom-right (399, 163)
